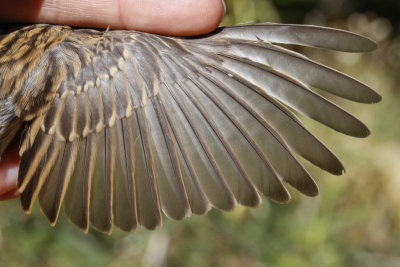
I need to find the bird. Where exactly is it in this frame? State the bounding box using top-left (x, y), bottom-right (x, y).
top-left (0, 23), bottom-right (380, 234)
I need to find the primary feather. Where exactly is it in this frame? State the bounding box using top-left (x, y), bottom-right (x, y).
top-left (0, 23), bottom-right (380, 233)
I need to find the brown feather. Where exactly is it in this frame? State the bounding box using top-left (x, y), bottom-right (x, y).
top-left (0, 23), bottom-right (380, 233)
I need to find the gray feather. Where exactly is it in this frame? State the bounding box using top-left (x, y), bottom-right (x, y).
top-left (12, 23), bottom-right (379, 232)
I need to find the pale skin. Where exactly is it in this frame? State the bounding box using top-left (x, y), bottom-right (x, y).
top-left (0, 0), bottom-right (225, 200)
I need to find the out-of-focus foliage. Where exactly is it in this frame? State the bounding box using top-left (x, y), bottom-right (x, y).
top-left (1, 0), bottom-right (399, 266)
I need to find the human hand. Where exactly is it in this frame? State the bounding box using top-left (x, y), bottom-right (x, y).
top-left (0, 0), bottom-right (225, 35)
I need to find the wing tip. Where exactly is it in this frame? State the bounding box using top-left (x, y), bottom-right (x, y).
top-left (91, 224), bottom-right (114, 235)
top-left (360, 38), bottom-right (378, 53)
top-left (323, 157), bottom-right (346, 176)
top-left (343, 122), bottom-right (371, 138)
top-left (265, 185), bottom-right (292, 204)
top-left (64, 212), bottom-right (90, 234)
top-left (20, 192), bottom-right (35, 214)
top-left (370, 92), bottom-right (382, 103)
top-left (359, 126), bottom-right (371, 138)
top-left (239, 193), bottom-right (262, 208)
top-left (298, 181), bottom-right (320, 197)
top-left (353, 86), bottom-right (382, 104)
top-left (329, 166), bottom-right (346, 176)
top-left (39, 202), bottom-right (61, 228)
top-left (272, 193), bottom-right (292, 204)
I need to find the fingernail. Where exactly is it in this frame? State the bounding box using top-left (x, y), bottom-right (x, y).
top-left (222, 0), bottom-right (226, 15)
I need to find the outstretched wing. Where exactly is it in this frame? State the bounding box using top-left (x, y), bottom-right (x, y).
top-left (13, 24), bottom-right (380, 233)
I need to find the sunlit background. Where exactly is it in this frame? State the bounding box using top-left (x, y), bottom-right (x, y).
top-left (1, 0), bottom-right (399, 266)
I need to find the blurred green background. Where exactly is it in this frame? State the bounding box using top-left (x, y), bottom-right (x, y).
top-left (1, 0), bottom-right (399, 266)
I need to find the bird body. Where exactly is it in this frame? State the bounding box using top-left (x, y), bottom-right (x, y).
top-left (0, 23), bottom-right (380, 233)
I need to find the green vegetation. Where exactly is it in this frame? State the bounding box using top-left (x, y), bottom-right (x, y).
top-left (1, 0), bottom-right (399, 266)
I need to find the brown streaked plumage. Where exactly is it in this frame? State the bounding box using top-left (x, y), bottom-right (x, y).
top-left (0, 23), bottom-right (380, 234)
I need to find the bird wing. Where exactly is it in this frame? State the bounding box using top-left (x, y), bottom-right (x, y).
top-left (13, 24), bottom-right (380, 233)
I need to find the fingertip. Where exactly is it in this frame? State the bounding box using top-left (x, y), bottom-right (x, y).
top-left (180, 0), bottom-right (225, 35)
top-left (0, 188), bottom-right (20, 201)
top-left (0, 144), bottom-right (20, 199)
top-left (119, 0), bottom-right (225, 35)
